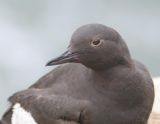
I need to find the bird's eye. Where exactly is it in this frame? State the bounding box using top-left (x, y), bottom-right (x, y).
top-left (91, 39), bottom-right (102, 47)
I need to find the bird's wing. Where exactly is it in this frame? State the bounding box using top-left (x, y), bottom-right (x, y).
top-left (1, 89), bottom-right (91, 124)
top-left (0, 107), bottom-right (12, 124)
top-left (1, 108), bottom-right (79, 124)
top-left (29, 65), bottom-right (65, 89)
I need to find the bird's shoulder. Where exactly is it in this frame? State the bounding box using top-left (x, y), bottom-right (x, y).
top-left (132, 59), bottom-right (153, 85)
top-left (132, 59), bottom-right (154, 92)
top-left (29, 64), bottom-right (70, 88)
top-left (107, 59), bottom-right (154, 96)
top-left (111, 59), bottom-right (152, 84)
top-left (105, 60), bottom-right (154, 110)
top-left (29, 63), bottom-right (83, 89)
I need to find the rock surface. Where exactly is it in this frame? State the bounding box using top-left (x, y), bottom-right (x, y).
top-left (148, 77), bottom-right (160, 124)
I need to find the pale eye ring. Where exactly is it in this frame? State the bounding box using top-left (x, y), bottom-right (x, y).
top-left (91, 39), bottom-right (102, 47)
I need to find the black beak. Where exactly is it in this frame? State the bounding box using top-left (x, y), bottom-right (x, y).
top-left (46, 50), bottom-right (79, 66)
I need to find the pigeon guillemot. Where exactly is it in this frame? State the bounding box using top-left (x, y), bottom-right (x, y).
top-left (1, 24), bottom-right (154, 124)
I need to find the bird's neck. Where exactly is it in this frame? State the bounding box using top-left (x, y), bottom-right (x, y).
top-left (88, 55), bottom-right (132, 72)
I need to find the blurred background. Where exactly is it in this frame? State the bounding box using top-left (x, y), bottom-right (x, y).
top-left (0, 0), bottom-right (160, 118)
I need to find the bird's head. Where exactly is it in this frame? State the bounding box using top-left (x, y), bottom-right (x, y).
top-left (46, 24), bottom-right (131, 70)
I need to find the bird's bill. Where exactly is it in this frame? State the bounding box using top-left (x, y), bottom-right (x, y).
top-left (46, 50), bottom-right (79, 66)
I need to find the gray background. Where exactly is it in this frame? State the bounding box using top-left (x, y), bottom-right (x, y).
top-left (0, 0), bottom-right (160, 118)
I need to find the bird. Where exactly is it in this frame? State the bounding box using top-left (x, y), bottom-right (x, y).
top-left (0, 24), bottom-right (154, 124)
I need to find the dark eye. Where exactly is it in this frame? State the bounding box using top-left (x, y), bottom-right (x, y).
top-left (91, 39), bottom-right (102, 46)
